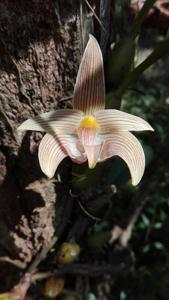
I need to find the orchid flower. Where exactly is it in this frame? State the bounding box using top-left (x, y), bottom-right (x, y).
top-left (18, 35), bottom-right (153, 186)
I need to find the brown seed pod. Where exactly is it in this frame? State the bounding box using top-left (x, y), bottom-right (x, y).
top-left (43, 277), bottom-right (64, 298)
top-left (57, 242), bottom-right (80, 264)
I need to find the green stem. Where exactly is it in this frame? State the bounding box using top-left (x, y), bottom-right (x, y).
top-left (115, 38), bottom-right (169, 103)
top-left (132, 0), bottom-right (157, 38)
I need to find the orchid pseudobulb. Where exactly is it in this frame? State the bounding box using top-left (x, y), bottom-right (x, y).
top-left (18, 35), bottom-right (153, 186)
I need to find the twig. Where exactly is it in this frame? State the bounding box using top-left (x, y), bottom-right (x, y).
top-left (27, 235), bottom-right (58, 273)
top-left (78, 200), bottom-right (101, 221)
top-left (85, 0), bottom-right (106, 33)
top-left (53, 262), bottom-right (126, 277)
top-left (0, 256), bottom-right (26, 269)
top-left (59, 95), bottom-right (72, 102)
top-left (111, 170), bottom-right (158, 247)
top-left (31, 271), bottom-right (53, 282)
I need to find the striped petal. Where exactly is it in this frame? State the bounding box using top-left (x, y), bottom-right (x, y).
top-left (38, 134), bottom-right (67, 178)
top-left (18, 109), bottom-right (83, 134)
top-left (84, 144), bottom-right (103, 169)
top-left (100, 132), bottom-right (145, 185)
top-left (60, 134), bottom-right (87, 163)
top-left (73, 35), bottom-right (105, 114)
top-left (95, 109), bottom-right (154, 133)
top-left (39, 133), bottom-right (86, 178)
top-left (77, 128), bottom-right (103, 169)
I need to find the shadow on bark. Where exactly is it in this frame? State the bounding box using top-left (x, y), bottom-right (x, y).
top-left (0, 0), bottom-right (78, 63)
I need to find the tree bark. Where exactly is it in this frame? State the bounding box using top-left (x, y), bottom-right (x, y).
top-left (0, 0), bottom-right (80, 290)
top-left (0, 0), bottom-right (112, 291)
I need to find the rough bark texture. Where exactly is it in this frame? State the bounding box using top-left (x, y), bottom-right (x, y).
top-left (0, 0), bottom-right (82, 290)
top-left (0, 0), bottom-right (113, 291)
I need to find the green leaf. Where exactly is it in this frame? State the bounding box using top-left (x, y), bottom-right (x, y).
top-left (153, 223), bottom-right (162, 229)
top-left (141, 214), bottom-right (150, 227)
top-left (132, 0), bottom-right (157, 38)
top-left (115, 38), bottom-right (169, 102)
top-left (138, 222), bottom-right (147, 230)
top-left (160, 211), bottom-right (167, 222)
top-left (154, 241), bottom-right (164, 250)
top-left (142, 244), bottom-right (150, 253)
top-left (106, 38), bottom-right (135, 89)
top-left (120, 290), bottom-right (127, 300)
top-left (87, 293), bottom-right (96, 300)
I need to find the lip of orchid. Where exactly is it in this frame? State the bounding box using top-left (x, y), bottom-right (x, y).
top-left (18, 34), bottom-right (153, 185)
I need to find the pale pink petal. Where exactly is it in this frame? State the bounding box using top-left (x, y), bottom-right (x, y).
top-left (100, 132), bottom-right (145, 186)
top-left (18, 109), bottom-right (83, 134)
top-left (38, 133), bottom-right (86, 177)
top-left (60, 134), bottom-right (87, 163)
top-left (38, 133), bottom-right (67, 178)
top-left (84, 144), bottom-right (103, 169)
top-left (95, 109), bottom-right (154, 133)
top-left (73, 35), bottom-right (105, 114)
top-left (77, 128), bottom-right (103, 168)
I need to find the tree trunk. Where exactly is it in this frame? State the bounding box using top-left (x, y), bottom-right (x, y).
top-left (0, 0), bottom-right (112, 291)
